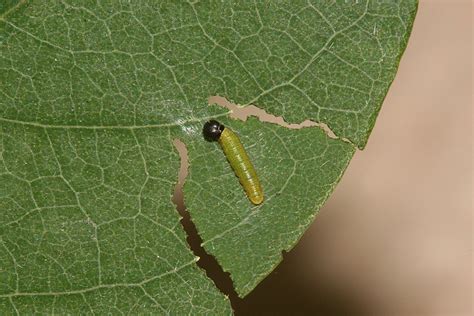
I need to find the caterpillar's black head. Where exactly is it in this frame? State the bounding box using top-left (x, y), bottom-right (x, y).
top-left (203, 120), bottom-right (224, 142)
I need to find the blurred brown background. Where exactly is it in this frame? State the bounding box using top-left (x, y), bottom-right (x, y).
top-left (176, 1), bottom-right (473, 315)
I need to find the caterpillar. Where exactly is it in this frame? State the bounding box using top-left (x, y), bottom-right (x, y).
top-left (203, 120), bottom-right (264, 205)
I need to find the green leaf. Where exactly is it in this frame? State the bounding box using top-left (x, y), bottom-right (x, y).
top-left (0, 1), bottom-right (417, 313)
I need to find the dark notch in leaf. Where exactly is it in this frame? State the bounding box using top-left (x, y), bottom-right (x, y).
top-left (172, 139), bottom-right (239, 305)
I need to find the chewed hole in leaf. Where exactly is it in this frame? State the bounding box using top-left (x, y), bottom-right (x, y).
top-left (172, 139), bottom-right (239, 304)
top-left (209, 96), bottom-right (341, 140)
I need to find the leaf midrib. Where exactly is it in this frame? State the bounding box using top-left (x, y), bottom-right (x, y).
top-left (0, 113), bottom-right (230, 130)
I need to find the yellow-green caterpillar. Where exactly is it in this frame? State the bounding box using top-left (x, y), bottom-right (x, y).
top-left (203, 120), bottom-right (264, 205)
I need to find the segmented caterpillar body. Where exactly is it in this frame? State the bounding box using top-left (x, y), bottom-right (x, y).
top-left (203, 120), bottom-right (264, 205)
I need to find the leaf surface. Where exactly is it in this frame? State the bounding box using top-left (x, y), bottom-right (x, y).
top-left (0, 1), bottom-right (417, 313)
